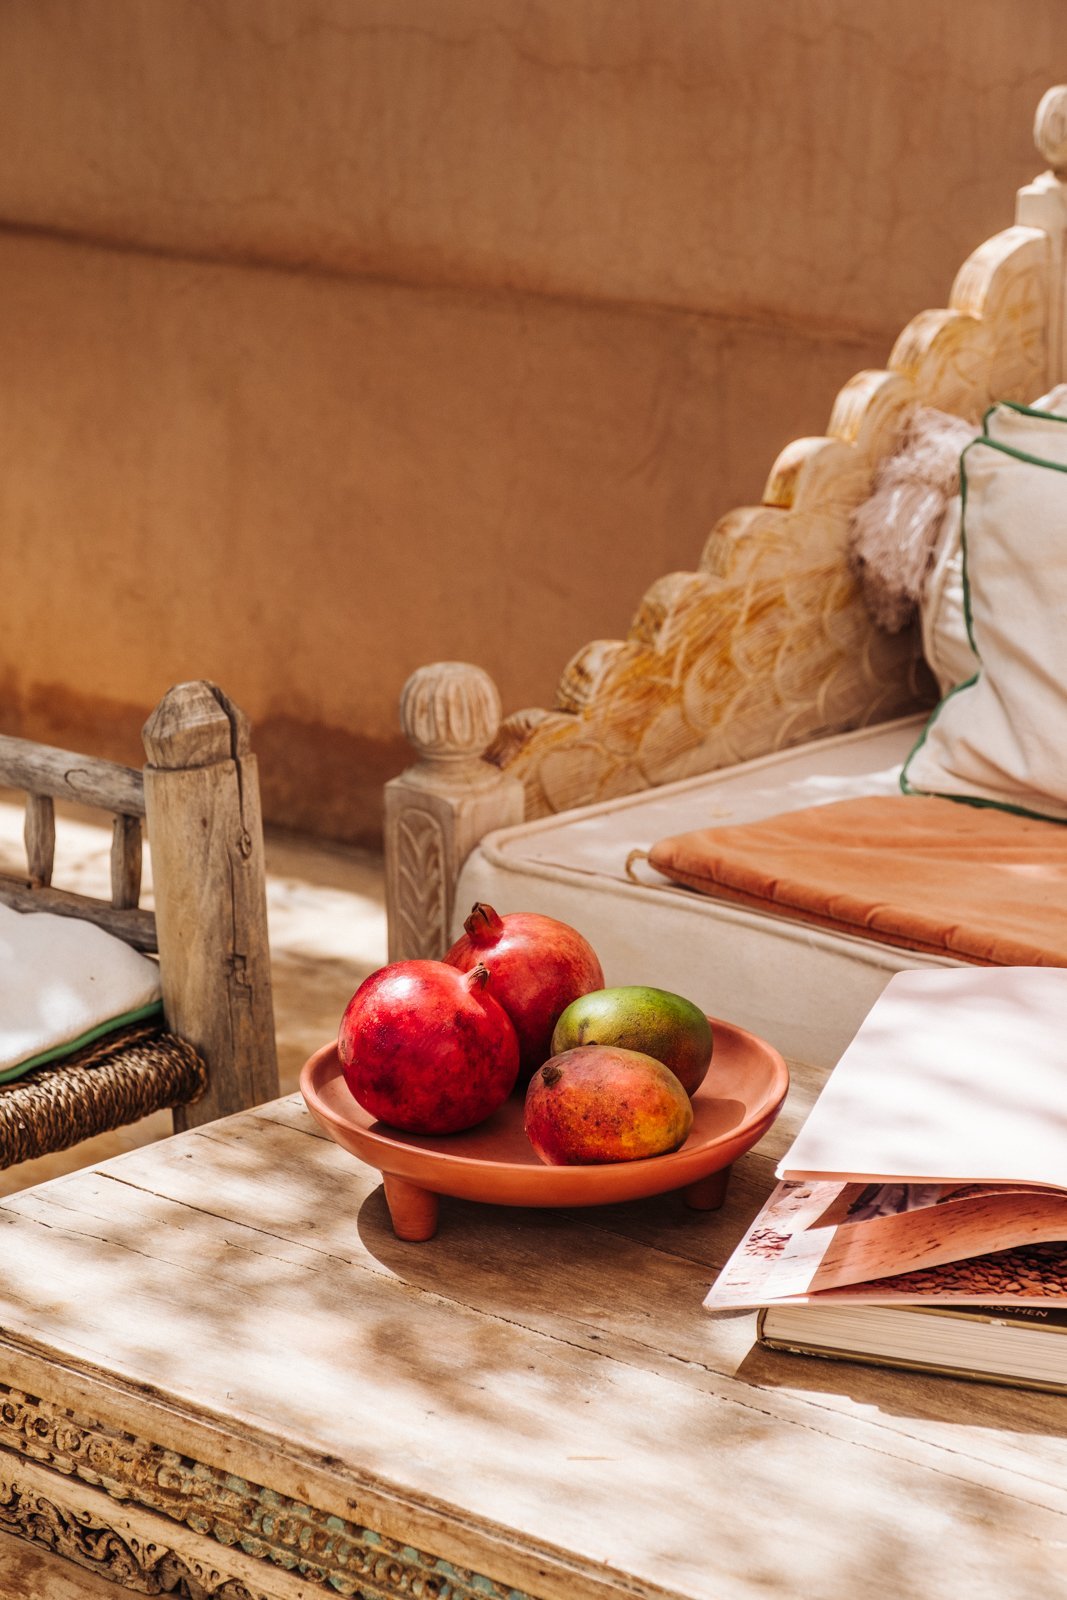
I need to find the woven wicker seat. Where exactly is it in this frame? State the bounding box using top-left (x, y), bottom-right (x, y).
top-left (0, 1023), bottom-right (207, 1168)
top-left (0, 680), bottom-right (279, 1184)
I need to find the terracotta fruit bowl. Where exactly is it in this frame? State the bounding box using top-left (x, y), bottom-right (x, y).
top-left (300, 1016), bottom-right (788, 1241)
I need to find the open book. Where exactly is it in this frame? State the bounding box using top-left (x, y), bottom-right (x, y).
top-left (707, 968), bottom-right (1067, 1313)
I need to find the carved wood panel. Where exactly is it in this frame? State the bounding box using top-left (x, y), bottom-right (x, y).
top-left (385, 805), bottom-right (449, 961)
top-left (0, 1480), bottom-right (261, 1599)
top-left (0, 1386), bottom-right (527, 1600)
top-left (490, 221), bottom-right (1052, 819)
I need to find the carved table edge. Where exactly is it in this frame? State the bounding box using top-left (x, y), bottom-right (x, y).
top-left (0, 1383), bottom-right (652, 1600)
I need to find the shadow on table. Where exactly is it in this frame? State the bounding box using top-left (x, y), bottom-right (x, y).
top-left (734, 1337), bottom-right (1067, 1437)
top-left (355, 1179), bottom-right (1067, 1443)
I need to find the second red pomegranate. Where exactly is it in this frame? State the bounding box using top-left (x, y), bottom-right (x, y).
top-left (444, 902), bottom-right (604, 1079)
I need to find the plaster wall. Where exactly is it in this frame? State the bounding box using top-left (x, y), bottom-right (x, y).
top-left (0, 0), bottom-right (1061, 841)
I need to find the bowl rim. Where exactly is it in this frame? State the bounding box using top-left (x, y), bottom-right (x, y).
top-left (299, 1014), bottom-right (790, 1185)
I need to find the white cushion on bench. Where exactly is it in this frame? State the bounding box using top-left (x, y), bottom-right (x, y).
top-left (0, 905), bottom-right (163, 1083)
top-left (455, 717), bottom-right (959, 1068)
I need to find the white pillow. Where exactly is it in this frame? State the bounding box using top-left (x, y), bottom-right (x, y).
top-left (903, 435), bottom-right (1067, 821)
top-left (919, 496), bottom-right (975, 696)
top-left (0, 905), bottom-right (163, 1083)
top-left (984, 391), bottom-right (1067, 460)
top-left (917, 385), bottom-right (1067, 695)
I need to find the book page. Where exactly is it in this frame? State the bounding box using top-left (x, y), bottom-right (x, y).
top-left (778, 968), bottom-right (1067, 1188)
top-left (705, 1179), bottom-right (1067, 1310)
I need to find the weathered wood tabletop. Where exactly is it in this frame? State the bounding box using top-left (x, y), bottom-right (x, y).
top-left (1, 1060), bottom-right (1066, 1600)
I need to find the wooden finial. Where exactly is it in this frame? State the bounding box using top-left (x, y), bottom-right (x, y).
top-left (142, 681), bottom-right (251, 770)
top-left (1035, 86), bottom-right (1067, 176)
top-left (399, 662), bottom-right (503, 769)
top-left (386, 661), bottom-right (524, 962)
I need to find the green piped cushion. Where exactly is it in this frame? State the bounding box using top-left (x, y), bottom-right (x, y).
top-left (918, 391), bottom-right (1067, 698)
top-left (903, 432), bottom-right (1067, 822)
top-left (0, 904), bottom-right (163, 1084)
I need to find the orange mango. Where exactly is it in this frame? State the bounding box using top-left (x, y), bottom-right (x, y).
top-left (524, 1044), bottom-right (693, 1165)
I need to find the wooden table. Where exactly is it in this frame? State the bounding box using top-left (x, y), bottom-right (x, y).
top-left (1, 1061), bottom-right (1066, 1600)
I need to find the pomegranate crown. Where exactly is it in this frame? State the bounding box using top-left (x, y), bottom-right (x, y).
top-left (463, 902), bottom-right (506, 944)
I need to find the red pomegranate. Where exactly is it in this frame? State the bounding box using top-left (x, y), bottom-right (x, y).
top-left (338, 959), bottom-right (519, 1134)
top-left (444, 903), bottom-right (604, 1079)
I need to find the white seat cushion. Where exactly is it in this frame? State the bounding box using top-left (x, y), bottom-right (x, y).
top-left (455, 718), bottom-right (958, 1069)
top-left (0, 905), bottom-right (163, 1083)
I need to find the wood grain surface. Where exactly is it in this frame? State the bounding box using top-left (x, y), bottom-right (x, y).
top-left (0, 1058), bottom-right (1065, 1598)
top-left (143, 681), bottom-right (279, 1127)
top-left (0, 735), bottom-right (145, 815)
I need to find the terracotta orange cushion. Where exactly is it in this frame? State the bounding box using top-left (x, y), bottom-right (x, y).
top-left (647, 795), bottom-right (1067, 966)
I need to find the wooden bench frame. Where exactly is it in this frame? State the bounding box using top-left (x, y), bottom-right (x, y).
top-left (384, 85), bottom-right (1067, 963)
top-left (0, 680), bottom-right (278, 1133)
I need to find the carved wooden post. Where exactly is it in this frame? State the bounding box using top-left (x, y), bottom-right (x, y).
top-left (1018, 85), bottom-right (1067, 386)
top-left (384, 663), bottom-right (525, 961)
top-left (143, 681), bottom-right (279, 1129)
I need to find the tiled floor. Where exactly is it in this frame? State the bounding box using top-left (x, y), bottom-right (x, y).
top-left (0, 794), bottom-right (387, 1195)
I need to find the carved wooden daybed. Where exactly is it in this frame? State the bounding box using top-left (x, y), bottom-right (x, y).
top-left (0, 680), bottom-right (279, 1174)
top-left (385, 88), bottom-right (1067, 1068)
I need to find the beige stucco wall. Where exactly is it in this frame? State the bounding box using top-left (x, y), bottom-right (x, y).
top-left (1, 1), bottom-right (1062, 842)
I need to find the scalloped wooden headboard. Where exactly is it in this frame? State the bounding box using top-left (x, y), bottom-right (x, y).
top-left (385, 88), bottom-right (1067, 961)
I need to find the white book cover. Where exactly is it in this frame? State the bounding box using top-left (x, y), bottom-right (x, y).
top-left (777, 967), bottom-right (1067, 1191)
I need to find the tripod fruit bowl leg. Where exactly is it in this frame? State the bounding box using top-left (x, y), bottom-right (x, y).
top-left (383, 1174), bottom-right (441, 1240)
top-left (683, 1165), bottom-right (731, 1211)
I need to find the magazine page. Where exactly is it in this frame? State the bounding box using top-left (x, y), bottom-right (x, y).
top-left (705, 1179), bottom-right (1067, 1310)
top-left (777, 968), bottom-right (1067, 1190)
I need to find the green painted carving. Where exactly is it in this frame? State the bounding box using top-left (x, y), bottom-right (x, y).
top-left (0, 1386), bottom-right (536, 1600)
